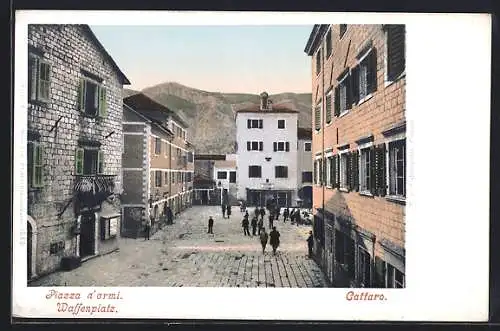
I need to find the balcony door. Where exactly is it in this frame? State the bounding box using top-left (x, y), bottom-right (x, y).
top-left (79, 212), bottom-right (96, 258)
top-left (83, 149), bottom-right (98, 175)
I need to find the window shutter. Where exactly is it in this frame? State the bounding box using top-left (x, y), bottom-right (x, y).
top-left (331, 155), bottom-right (337, 188)
top-left (247, 142), bottom-right (251, 151)
top-left (284, 166), bottom-right (288, 178)
top-left (374, 256), bottom-right (386, 287)
top-left (367, 48), bottom-right (378, 94)
top-left (259, 120), bottom-right (263, 129)
top-left (78, 78), bottom-right (85, 112)
top-left (346, 73), bottom-right (352, 110)
top-left (314, 105), bottom-right (321, 130)
top-left (285, 142), bottom-right (290, 152)
top-left (247, 119), bottom-right (251, 128)
top-left (28, 56), bottom-right (37, 101)
top-left (97, 150), bottom-right (104, 174)
top-left (259, 142), bottom-right (263, 151)
top-left (313, 161), bottom-right (317, 184)
top-left (334, 86), bottom-right (340, 117)
top-left (346, 153), bottom-right (352, 191)
top-left (325, 92), bottom-right (332, 123)
top-left (388, 25), bottom-right (406, 81)
top-left (100, 218), bottom-right (106, 240)
top-left (33, 144), bottom-right (44, 187)
top-left (273, 142), bottom-right (277, 152)
top-left (376, 144), bottom-right (387, 197)
top-left (352, 151), bottom-right (359, 192)
top-left (27, 142), bottom-right (33, 187)
top-left (369, 147), bottom-right (377, 195)
top-left (75, 148), bottom-right (84, 175)
top-left (258, 166), bottom-right (262, 177)
top-left (37, 61), bottom-right (51, 101)
top-left (351, 66), bottom-right (360, 105)
top-left (98, 86), bottom-right (107, 118)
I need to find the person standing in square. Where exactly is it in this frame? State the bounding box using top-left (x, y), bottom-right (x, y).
top-left (208, 216), bottom-right (214, 234)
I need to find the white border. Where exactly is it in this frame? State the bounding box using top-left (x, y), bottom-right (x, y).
top-left (14, 11), bottom-right (491, 321)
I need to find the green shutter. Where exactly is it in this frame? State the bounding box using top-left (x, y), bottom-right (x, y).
top-left (98, 86), bottom-right (107, 118)
top-left (97, 150), bottom-right (104, 174)
top-left (75, 148), bottom-right (84, 175)
top-left (334, 86), bottom-right (340, 117)
top-left (78, 79), bottom-right (85, 112)
top-left (28, 56), bottom-right (38, 101)
top-left (352, 151), bottom-right (359, 192)
top-left (38, 61), bottom-right (51, 102)
top-left (351, 66), bottom-right (360, 105)
top-left (368, 48), bottom-right (378, 94)
top-left (33, 144), bottom-right (43, 187)
top-left (332, 155), bottom-right (337, 188)
top-left (370, 147), bottom-right (377, 195)
top-left (376, 144), bottom-right (387, 197)
top-left (346, 153), bottom-right (352, 191)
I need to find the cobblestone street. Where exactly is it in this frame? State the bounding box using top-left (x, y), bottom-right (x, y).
top-left (30, 206), bottom-right (328, 287)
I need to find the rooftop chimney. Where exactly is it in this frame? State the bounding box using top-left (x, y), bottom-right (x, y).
top-left (260, 92), bottom-right (269, 110)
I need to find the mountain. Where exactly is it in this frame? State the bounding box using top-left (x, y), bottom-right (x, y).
top-left (126, 82), bottom-right (312, 154)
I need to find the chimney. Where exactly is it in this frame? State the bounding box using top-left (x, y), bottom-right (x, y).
top-left (260, 92), bottom-right (269, 110)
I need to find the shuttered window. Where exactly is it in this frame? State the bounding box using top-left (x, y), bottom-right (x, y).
top-left (247, 141), bottom-right (263, 151)
top-left (353, 48), bottom-right (378, 103)
top-left (315, 49), bottom-right (322, 75)
top-left (325, 89), bottom-right (332, 124)
top-left (155, 171), bottom-right (162, 187)
top-left (386, 25), bottom-right (406, 81)
top-left (314, 102), bottom-right (322, 130)
top-left (336, 73), bottom-right (351, 115)
top-left (388, 139), bottom-right (405, 197)
top-left (274, 141), bottom-right (290, 152)
top-left (248, 166), bottom-right (262, 178)
top-left (275, 166), bottom-right (288, 178)
top-left (358, 248), bottom-right (372, 288)
top-left (325, 29), bottom-right (332, 58)
top-left (359, 147), bottom-right (372, 192)
top-left (28, 55), bottom-right (51, 103)
top-left (78, 78), bottom-right (107, 118)
top-left (339, 153), bottom-right (349, 189)
top-left (28, 142), bottom-right (44, 188)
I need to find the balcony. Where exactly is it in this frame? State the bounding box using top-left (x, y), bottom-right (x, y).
top-left (74, 174), bottom-right (116, 208)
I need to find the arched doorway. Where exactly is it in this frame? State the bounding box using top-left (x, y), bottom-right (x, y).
top-left (27, 215), bottom-right (37, 280)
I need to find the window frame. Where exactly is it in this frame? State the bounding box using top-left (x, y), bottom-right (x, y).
top-left (155, 170), bottom-right (162, 187)
top-left (325, 28), bottom-right (333, 58)
top-left (304, 142), bottom-right (312, 152)
top-left (338, 72), bottom-right (350, 117)
top-left (315, 48), bottom-right (322, 76)
top-left (275, 165), bottom-right (288, 179)
top-left (28, 141), bottom-right (44, 188)
top-left (248, 165), bottom-right (262, 178)
top-left (217, 171), bottom-right (227, 180)
top-left (229, 171), bottom-right (236, 183)
top-left (325, 153), bottom-right (332, 188)
top-left (355, 47), bottom-right (377, 105)
top-left (302, 171), bottom-right (313, 183)
top-left (154, 137), bottom-right (162, 155)
top-left (384, 24), bottom-right (406, 85)
top-left (277, 119), bottom-right (286, 129)
top-left (387, 138), bottom-right (406, 199)
top-left (78, 76), bottom-right (107, 118)
top-left (28, 54), bottom-right (51, 103)
top-left (358, 247), bottom-right (372, 288)
top-left (339, 150), bottom-right (349, 190)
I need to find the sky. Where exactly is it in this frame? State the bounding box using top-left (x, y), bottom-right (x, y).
top-left (90, 25), bottom-right (314, 94)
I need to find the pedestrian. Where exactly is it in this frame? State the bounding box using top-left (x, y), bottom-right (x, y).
top-left (208, 216), bottom-right (214, 234)
top-left (269, 226), bottom-right (280, 255)
top-left (165, 205), bottom-right (173, 225)
top-left (254, 207), bottom-right (260, 220)
top-left (221, 204), bottom-right (226, 219)
top-left (307, 231), bottom-right (314, 258)
top-left (259, 227), bottom-right (269, 254)
top-left (251, 215), bottom-right (258, 236)
top-left (283, 207), bottom-right (289, 223)
top-left (295, 209), bottom-right (302, 226)
top-left (268, 213), bottom-right (274, 230)
top-left (260, 207), bottom-right (266, 221)
top-left (276, 208), bottom-right (281, 222)
top-left (244, 209), bottom-right (248, 219)
top-left (290, 208), bottom-right (296, 224)
top-left (257, 217), bottom-right (264, 235)
top-left (242, 216), bottom-right (250, 236)
top-left (142, 210), bottom-right (151, 241)
top-left (227, 205), bottom-right (232, 218)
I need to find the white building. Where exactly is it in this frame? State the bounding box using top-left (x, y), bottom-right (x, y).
top-left (235, 92), bottom-right (299, 208)
top-left (213, 157), bottom-right (237, 205)
top-left (297, 128), bottom-right (313, 207)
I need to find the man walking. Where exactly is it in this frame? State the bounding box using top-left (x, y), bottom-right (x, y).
top-left (242, 215), bottom-right (250, 236)
top-left (227, 205), bottom-right (232, 218)
top-left (257, 217), bottom-right (264, 235)
top-left (221, 204), bottom-right (226, 219)
top-left (207, 216), bottom-right (214, 234)
top-left (283, 207), bottom-right (289, 223)
top-left (307, 231), bottom-right (314, 258)
top-left (259, 227), bottom-right (269, 254)
top-left (142, 210), bottom-right (151, 241)
top-left (268, 213), bottom-right (274, 230)
top-left (165, 205), bottom-right (173, 225)
top-left (251, 215), bottom-right (258, 236)
top-left (269, 226), bottom-right (280, 255)
top-left (259, 207), bottom-right (266, 222)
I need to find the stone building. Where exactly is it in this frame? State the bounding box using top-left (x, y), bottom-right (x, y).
top-left (304, 24), bottom-right (406, 288)
top-left (27, 24), bottom-right (129, 280)
top-left (122, 93), bottom-right (194, 238)
top-left (235, 92), bottom-right (299, 208)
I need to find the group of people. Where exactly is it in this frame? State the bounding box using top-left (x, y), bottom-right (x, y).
top-left (141, 206), bottom-right (174, 240)
top-left (221, 204), bottom-right (232, 219)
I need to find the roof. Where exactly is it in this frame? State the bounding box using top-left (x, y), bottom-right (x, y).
top-left (123, 103), bottom-right (174, 137)
top-left (304, 24), bottom-right (330, 56)
top-left (123, 93), bottom-right (189, 129)
top-left (235, 102), bottom-right (299, 114)
top-left (298, 127), bottom-right (312, 139)
top-left (214, 160), bottom-right (236, 168)
top-left (195, 154), bottom-right (226, 161)
top-left (82, 25), bottom-right (130, 85)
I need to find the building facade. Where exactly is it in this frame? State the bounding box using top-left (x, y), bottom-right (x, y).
top-left (213, 156), bottom-right (237, 205)
top-left (193, 154), bottom-right (224, 205)
top-left (304, 24), bottom-right (406, 288)
top-left (122, 93), bottom-right (194, 238)
top-left (27, 24), bottom-right (129, 280)
top-left (297, 128), bottom-right (313, 207)
top-left (235, 92), bottom-right (299, 208)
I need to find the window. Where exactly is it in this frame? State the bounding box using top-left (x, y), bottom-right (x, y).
top-left (386, 25), bottom-right (406, 81)
top-left (326, 156), bottom-right (331, 186)
top-left (278, 120), bottom-right (285, 129)
top-left (155, 138), bottom-right (161, 154)
top-left (334, 73), bottom-right (351, 116)
top-left (248, 166), bottom-right (262, 178)
top-left (339, 24), bottom-right (347, 38)
top-left (304, 142), bottom-right (312, 151)
top-left (302, 171), bottom-right (313, 183)
top-left (275, 166), bottom-right (288, 178)
top-left (359, 148), bottom-right (373, 192)
top-left (247, 119), bottom-right (263, 129)
top-left (325, 89), bottom-right (332, 124)
top-left (78, 77), bottom-right (107, 118)
top-left (319, 158), bottom-right (324, 185)
top-left (229, 171), bottom-right (236, 183)
top-left (273, 141), bottom-right (290, 152)
top-left (385, 262), bottom-right (405, 288)
top-left (314, 102), bottom-right (322, 130)
top-left (100, 217), bottom-right (118, 240)
top-left (313, 160), bottom-right (318, 184)
top-left (171, 172), bottom-right (175, 184)
top-left (358, 248), bottom-right (372, 287)
top-left (27, 141), bottom-right (43, 188)
top-left (328, 155), bottom-right (337, 188)
top-left (388, 139), bottom-right (406, 197)
top-left (339, 153), bottom-right (349, 189)
top-left (28, 54), bottom-right (51, 103)
top-left (315, 49), bottom-right (322, 75)
top-left (335, 230), bottom-right (355, 278)
top-left (155, 170), bottom-right (162, 187)
top-left (325, 29), bottom-right (332, 58)
top-left (164, 171), bottom-right (169, 185)
top-left (247, 141), bottom-right (263, 151)
top-left (352, 48), bottom-right (377, 103)
top-left (75, 148), bottom-right (104, 175)
top-left (217, 171), bottom-right (227, 180)
top-left (187, 152), bottom-right (193, 162)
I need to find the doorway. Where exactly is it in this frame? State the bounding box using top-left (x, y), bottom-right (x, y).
top-left (79, 212), bottom-right (96, 258)
top-left (27, 222), bottom-right (32, 280)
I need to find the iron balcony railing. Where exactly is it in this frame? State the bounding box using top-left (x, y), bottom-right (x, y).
top-left (74, 174), bottom-right (116, 207)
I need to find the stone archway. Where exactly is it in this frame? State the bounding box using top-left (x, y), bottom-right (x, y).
top-left (27, 215), bottom-right (38, 280)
